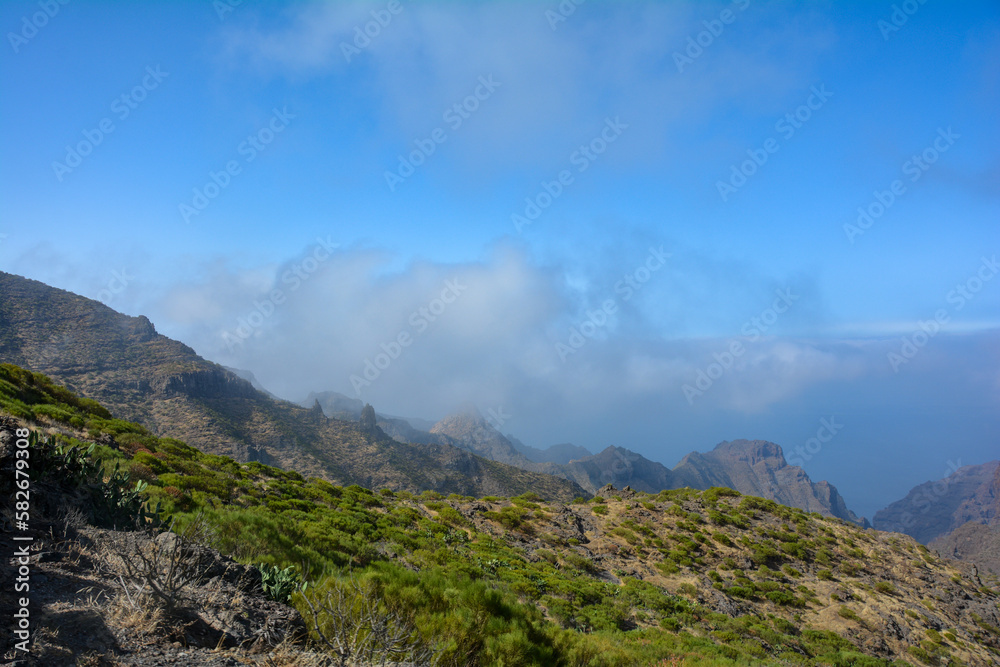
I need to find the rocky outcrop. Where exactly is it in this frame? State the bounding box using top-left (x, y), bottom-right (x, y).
top-left (155, 368), bottom-right (259, 399)
top-left (430, 407), bottom-right (533, 468)
top-left (305, 390), bottom-right (365, 419)
top-left (930, 521), bottom-right (1000, 575)
top-left (359, 403), bottom-right (378, 435)
top-left (873, 460), bottom-right (999, 543)
top-left (880, 459), bottom-right (1000, 575)
top-left (673, 439), bottom-right (867, 526)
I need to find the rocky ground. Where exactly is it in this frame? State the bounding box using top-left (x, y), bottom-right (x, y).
top-left (0, 522), bottom-right (314, 666)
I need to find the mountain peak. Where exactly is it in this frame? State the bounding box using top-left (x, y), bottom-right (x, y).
top-left (712, 439), bottom-right (787, 465)
top-left (676, 438), bottom-right (865, 525)
top-left (874, 460), bottom-right (1000, 543)
top-left (0, 272), bottom-right (586, 502)
top-left (430, 409), bottom-right (530, 467)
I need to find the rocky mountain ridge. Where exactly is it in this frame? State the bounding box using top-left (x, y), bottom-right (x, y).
top-left (3, 385), bottom-right (1000, 666)
top-left (0, 271), bottom-right (585, 501)
top-left (874, 460), bottom-right (999, 544)
top-left (366, 403), bottom-right (868, 525)
top-left (877, 459), bottom-right (1000, 574)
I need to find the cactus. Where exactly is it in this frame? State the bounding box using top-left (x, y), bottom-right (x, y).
top-left (28, 431), bottom-right (162, 529)
top-left (258, 563), bottom-right (307, 603)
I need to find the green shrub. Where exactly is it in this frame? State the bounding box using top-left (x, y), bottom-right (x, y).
top-left (874, 581), bottom-right (897, 595)
top-left (657, 561), bottom-right (680, 575)
top-left (838, 606), bottom-right (860, 622)
top-left (702, 487), bottom-right (741, 504)
top-left (765, 590), bottom-right (803, 607)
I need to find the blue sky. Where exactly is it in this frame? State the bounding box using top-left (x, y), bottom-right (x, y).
top-left (1, 0), bottom-right (998, 518)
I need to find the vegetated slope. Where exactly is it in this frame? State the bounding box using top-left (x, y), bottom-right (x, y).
top-left (673, 440), bottom-right (868, 526)
top-left (0, 273), bottom-right (584, 501)
top-left (874, 460), bottom-right (999, 544)
top-left (4, 366), bottom-right (999, 666)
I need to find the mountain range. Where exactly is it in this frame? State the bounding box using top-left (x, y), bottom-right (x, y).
top-left (305, 389), bottom-right (868, 525)
top-left (0, 271), bottom-right (585, 501)
top-left (3, 369), bottom-right (998, 665)
top-left (4, 269), bottom-right (995, 546)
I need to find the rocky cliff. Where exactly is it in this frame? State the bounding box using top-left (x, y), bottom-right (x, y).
top-left (873, 460), bottom-right (999, 544)
top-left (672, 439), bottom-right (868, 526)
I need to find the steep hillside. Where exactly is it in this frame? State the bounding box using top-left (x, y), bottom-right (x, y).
top-left (874, 460), bottom-right (999, 544)
top-left (430, 407), bottom-right (535, 467)
top-left (0, 273), bottom-right (585, 501)
top-left (2, 372), bottom-right (999, 666)
top-left (673, 440), bottom-right (868, 526)
top-left (881, 460), bottom-right (1000, 575)
top-left (534, 445), bottom-right (677, 495)
top-left (931, 521), bottom-right (1000, 576)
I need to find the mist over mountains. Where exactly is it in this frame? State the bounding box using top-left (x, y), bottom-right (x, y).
top-left (304, 388), bottom-right (867, 525)
top-left (4, 2), bottom-right (1000, 662)
top-left (0, 270), bottom-right (863, 519)
top-left (3, 256), bottom-right (1000, 662)
top-left (7, 267), bottom-right (1000, 547)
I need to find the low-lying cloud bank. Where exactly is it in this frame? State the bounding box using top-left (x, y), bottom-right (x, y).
top-left (5, 241), bottom-right (997, 519)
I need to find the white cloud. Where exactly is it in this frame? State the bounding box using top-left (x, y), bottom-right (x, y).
top-left (218, 2), bottom-right (837, 175)
top-left (138, 240), bottom-right (875, 424)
